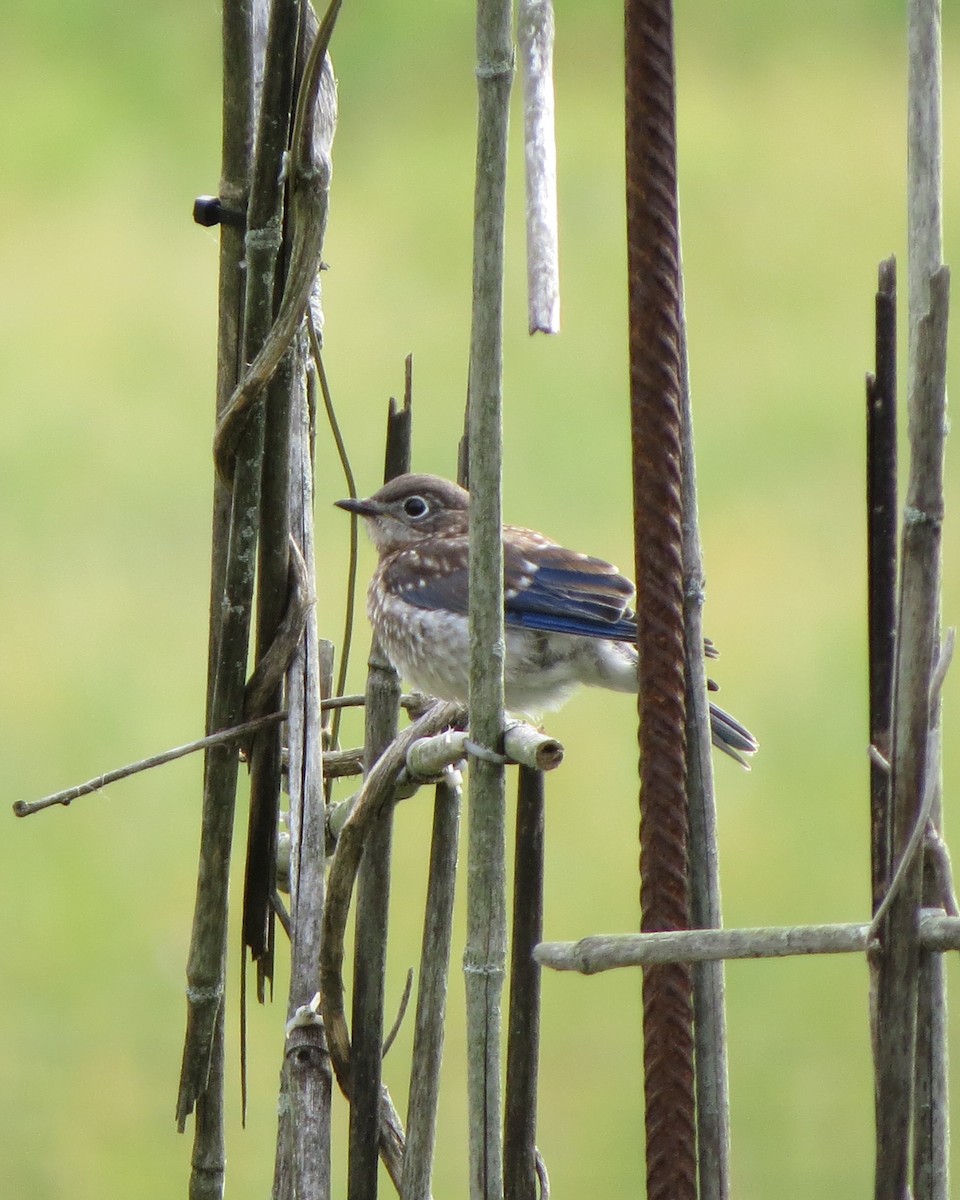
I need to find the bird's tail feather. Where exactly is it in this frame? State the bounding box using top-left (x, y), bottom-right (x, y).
top-left (708, 702), bottom-right (759, 769)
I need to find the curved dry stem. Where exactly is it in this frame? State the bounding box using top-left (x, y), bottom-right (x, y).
top-left (309, 319), bottom-right (359, 751)
top-left (320, 701), bottom-right (466, 1178)
top-left (321, 701), bottom-right (465, 1080)
top-left (243, 537), bottom-right (315, 720)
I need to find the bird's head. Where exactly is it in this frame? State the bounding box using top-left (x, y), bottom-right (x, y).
top-left (335, 473), bottom-right (470, 553)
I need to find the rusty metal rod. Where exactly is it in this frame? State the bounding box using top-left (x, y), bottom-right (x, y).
top-left (625, 1), bottom-right (697, 1198)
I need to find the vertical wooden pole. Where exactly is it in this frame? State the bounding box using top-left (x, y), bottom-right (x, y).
top-left (464, 0), bottom-right (513, 1196)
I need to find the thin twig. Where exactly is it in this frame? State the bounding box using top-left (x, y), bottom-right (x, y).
top-left (382, 969), bottom-right (415, 1061)
top-left (308, 319), bottom-right (357, 753)
top-left (12, 712), bottom-right (287, 817)
top-left (321, 692), bottom-right (435, 714)
top-left (869, 629), bottom-right (955, 942)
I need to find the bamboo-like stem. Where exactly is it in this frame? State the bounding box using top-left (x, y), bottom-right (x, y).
top-left (179, 0), bottom-right (297, 1134)
top-left (465, 1), bottom-right (513, 1196)
top-left (401, 774), bottom-right (463, 1200)
top-left (904, 6), bottom-right (948, 1198)
top-left (518, 0), bottom-right (559, 334)
top-left (873, 1), bottom-right (949, 1187)
top-left (188, 6), bottom-right (258, 1188)
top-left (874, 264), bottom-right (948, 1199)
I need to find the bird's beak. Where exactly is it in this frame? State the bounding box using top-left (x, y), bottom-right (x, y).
top-left (334, 496), bottom-right (380, 517)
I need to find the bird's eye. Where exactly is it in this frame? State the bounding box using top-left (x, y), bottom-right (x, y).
top-left (403, 496), bottom-right (429, 518)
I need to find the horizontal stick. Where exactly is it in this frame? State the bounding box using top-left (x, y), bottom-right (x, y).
top-left (12, 711), bottom-right (287, 817)
top-left (405, 722), bottom-right (563, 778)
top-left (320, 692), bottom-right (435, 714)
top-left (503, 721), bottom-right (563, 771)
top-left (535, 910), bottom-right (960, 973)
top-left (321, 747), bottom-right (365, 779)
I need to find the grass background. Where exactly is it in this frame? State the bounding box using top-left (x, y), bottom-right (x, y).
top-left (3, 0), bottom-right (960, 1195)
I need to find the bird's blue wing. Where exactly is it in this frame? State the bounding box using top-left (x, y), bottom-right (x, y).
top-left (380, 534), bottom-right (638, 642)
top-left (503, 540), bottom-right (637, 642)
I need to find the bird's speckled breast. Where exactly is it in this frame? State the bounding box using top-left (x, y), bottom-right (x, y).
top-left (366, 571), bottom-right (628, 713)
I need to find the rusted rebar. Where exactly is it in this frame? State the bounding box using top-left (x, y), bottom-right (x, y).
top-left (624, 1), bottom-right (697, 1198)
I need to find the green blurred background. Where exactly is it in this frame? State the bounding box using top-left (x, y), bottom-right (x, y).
top-left (3, 1), bottom-right (959, 1195)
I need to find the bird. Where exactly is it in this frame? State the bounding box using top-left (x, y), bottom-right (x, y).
top-left (335, 472), bottom-right (757, 765)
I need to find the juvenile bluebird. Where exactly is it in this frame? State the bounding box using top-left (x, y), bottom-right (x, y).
top-left (336, 473), bottom-right (757, 765)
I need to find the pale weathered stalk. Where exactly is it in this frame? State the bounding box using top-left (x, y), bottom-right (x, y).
top-left (518, 0), bottom-right (559, 334)
top-left (271, 96), bottom-right (336, 1182)
top-left (873, 0), bottom-right (949, 1193)
top-left (535, 914), bottom-right (960, 973)
top-left (905, 4), bottom-right (948, 1198)
top-left (678, 295), bottom-right (730, 1200)
top-left (464, 0), bottom-right (513, 1196)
